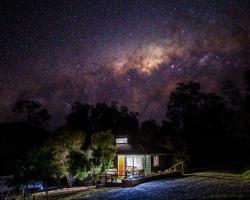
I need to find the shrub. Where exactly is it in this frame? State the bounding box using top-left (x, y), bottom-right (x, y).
top-left (243, 170), bottom-right (250, 180)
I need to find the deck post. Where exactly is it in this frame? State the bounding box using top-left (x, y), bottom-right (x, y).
top-left (133, 157), bottom-right (134, 177)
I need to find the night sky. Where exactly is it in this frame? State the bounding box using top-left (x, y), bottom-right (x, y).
top-left (1, 0), bottom-right (250, 127)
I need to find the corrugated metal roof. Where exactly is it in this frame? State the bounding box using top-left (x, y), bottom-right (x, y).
top-left (116, 143), bottom-right (145, 154)
top-left (116, 141), bottom-right (173, 155)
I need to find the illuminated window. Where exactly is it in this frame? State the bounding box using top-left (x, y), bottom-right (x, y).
top-left (153, 155), bottom-right (159, 167)
top-left (126, 156), bottom-right (144, 171)
top-left (126, 157), bottom-right (133, 166)
top-left (134, 157), bottom-right (143, 170)
top-left (116, 137), bottom-right (128, 144)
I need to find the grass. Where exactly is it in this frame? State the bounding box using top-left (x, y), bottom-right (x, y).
top-left (45, 170), bottom-right (250, 200)
top-left (242, 170), bottom-right (250, 180)
top-left (80, 173), bottom-right (250, 200)
top-left (57, 187), bottom-right (118, 200)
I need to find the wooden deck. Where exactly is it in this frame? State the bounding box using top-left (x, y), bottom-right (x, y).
top-left (122, 171), bottom-right (183, 187)
top-left (122, 161), bottom-right (185, 187)
top-left (99, 161), bottom-right (185, 188)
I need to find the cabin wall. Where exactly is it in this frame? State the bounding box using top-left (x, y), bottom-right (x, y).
top-left (151, 155), bottom-right (171, 173)
top-left (114, 154), bottom-right (171, 175)
top-left (144, 155), bottom-right (151, 175)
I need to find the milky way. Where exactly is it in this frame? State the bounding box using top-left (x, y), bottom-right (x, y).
top-left (0, 0), bottom-right (250, 127)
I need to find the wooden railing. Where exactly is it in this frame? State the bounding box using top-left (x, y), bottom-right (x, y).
top-left (164, 161), bottom-right (185, 175)
top-left (100, 161), bottom-right (185, 183)
top-left (100, 169), bottom-right (145, 182)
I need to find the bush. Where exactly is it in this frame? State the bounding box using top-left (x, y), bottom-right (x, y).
top-left (91, 130), bottom-right (116, 173)
top-left (243, 170), bottom-right (250, 180)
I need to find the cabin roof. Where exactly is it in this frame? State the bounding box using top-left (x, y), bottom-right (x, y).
top-left (116, 141), bottom-right (173, 155)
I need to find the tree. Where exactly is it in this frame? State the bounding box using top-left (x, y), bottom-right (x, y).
top-left (117, 105), bottom-right (139, 135)
top-left (68, 130), bottom-right (116, 181)
top-left (66, 102), bottom-right (139, 145)
top-left (69, 149), bottom-right (94, 180)
top-left (166, 81), bottom-right (232, 166)
top-left (0, 122), bottom-right (51, 175)
top-left (42, 128), bottom-right (85, 187)
top-left (220, 79), bottom-right (242, 109)
top-left (10, 128), bottom-right (116, 192)
top-left (167, 81), bottom-right (205, 133)
top-left (10, 149), bottom-right (58, 200)
top-left (139, 119), bottom-right (160, 143)
top-left (91, 130), bottom-right (116, 173)
top-left (244, 70), bottom-right (250, 93)
top-left (65, 103), bottom-right (93, 135)
top-left (237, 70), bottom-right (250, 142)
top-left (12, 100), bottom-right (51, 128)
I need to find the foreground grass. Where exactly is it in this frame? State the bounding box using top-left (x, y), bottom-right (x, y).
top-left (48, 171), bottom-right (250, 200)
top-left (14, 186), bottom-right (117, 200)
top-left (56, 187), bottom-right (117, 200)
top-left (81, 172), bottom-right (250, 200)
top-left (243, 170), bottom-right (250, 180)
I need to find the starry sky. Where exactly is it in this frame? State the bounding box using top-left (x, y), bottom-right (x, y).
top-left (1, 0), bottom-right (250, 127)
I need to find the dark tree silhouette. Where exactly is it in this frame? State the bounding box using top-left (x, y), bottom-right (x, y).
top-left (220, 79), bottom-right (242, 109)
top-left (237, 70), bottom-right (250, 142)
top-left (66, 102), bottom-right (139, 144)
top-left (165, 76), bottom-right (250, 168)
top-left (10, 149), bottom-right (58, 199)
top-left (0, 100), bottom-right (51, 175)
top-left (140, 119), bottom-right (160, 143)
top-left (0, 122), bottom-right (51, 175)
top-left (244, 70), bottom-right (250, 92)
top-left (13, 100), bottom-right (51, 128)
top-left (65, 102), bottom-right (93, 134)
top-left (167, 81), bottom-right (205, 133)
top-left (166, 81), bottom-right (232, 166)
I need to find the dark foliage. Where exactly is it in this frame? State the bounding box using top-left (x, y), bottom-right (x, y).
top-left (12, 100), bottom-right (51, 128)
top-left (1, 70), bottom-right (250, 182)
top-left (66, 102), bottom-right (139, 144)
top-left (137, 71), bottom-right (250, 169)
top-left (164, 76), bottom-right (250, 168)
top-left (0, 122), bottom-right (50, 175)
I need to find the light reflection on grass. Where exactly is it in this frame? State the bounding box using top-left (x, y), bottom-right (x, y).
top-left (57, 187), bottom-right (118, 200)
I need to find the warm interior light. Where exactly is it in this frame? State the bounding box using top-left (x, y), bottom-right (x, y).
top-left (118, 155), bottom-right (125, 176)
top-left (116, 137), bottom-right (128, 144)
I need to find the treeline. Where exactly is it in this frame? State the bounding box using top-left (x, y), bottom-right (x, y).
top-left (141, 71), bottom-right (250, 168)
top-left (1, 70), bottom-right (250, 188)
top-left (0, 101), bottom-right (140, 189)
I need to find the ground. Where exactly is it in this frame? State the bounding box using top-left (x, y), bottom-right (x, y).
top-left (32, 186), bottom-right (116, 200)
top-left (76, 173), bottom-right (250, 200)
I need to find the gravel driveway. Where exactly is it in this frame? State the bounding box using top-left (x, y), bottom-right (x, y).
top-left (82, 173), bottom-right (250, 200)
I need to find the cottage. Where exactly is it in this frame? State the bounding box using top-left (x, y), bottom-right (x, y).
top-left (113, 135), bottom-right (172, 178)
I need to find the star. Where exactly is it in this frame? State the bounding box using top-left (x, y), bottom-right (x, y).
top-left (0, 0), bottom-right (249, 127)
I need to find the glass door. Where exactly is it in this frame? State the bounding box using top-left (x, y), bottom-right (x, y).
top-left (125, 155), bottom-right (144, 177)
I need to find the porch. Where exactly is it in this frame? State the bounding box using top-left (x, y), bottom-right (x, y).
top-left (117, 154), bottom-right (150, 177)
top-left (99, 161), bottom-right (185, 187)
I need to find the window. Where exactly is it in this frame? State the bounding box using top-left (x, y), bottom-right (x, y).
top-left (116, 137), bottom-right (128, 144)
top-left (125, 156), bottom-right (144, 171)
top-left (153, 155), bottom-right (159, 167)
top-left (134, 157), bottom-right (143, 170)
top-left (126, 157), bottom-right (133, 166)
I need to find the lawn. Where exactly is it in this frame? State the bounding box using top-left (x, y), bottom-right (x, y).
top-left (64, 172), bottom-right (250, 200)
top-left (53, 187), bottom-right (116, 200)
